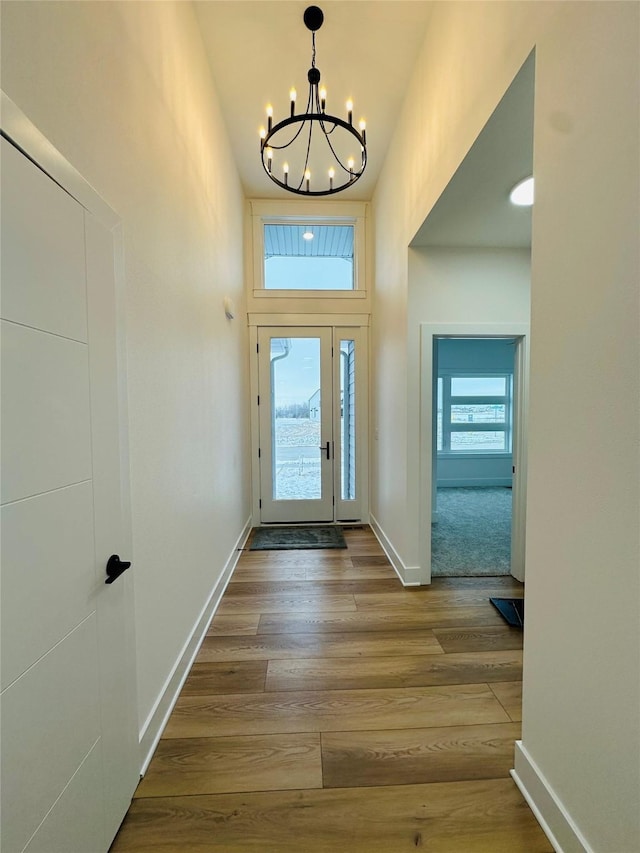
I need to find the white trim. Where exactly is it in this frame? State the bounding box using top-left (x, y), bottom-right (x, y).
top-left (1, 90), bottom-right (118, 230)
top-left (250, 199), bottom-right (367, 219)
top-left (512, 740), bottom-right (592, 853)
top-left (138, 517), bottom-right (252, 774)
top-left (253, 289), bottom-right (367, 300)
top-left (510, 336), bottom-right (529, 582)
top-left (248, 313), bottom-right (370, 327)
top-left (369, 514), bottom-right (421, 586)
top-left (419, 323), bottom-right (529, 586)
top-left (249, 326), bottom-right (262, 523)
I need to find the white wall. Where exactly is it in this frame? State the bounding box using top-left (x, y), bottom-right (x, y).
top-left (373, 2), bottom-right (639, 851)
top-left (1, 1), bottom-right (250, 746)
top-left (521, 4), bottom-right (640, 851)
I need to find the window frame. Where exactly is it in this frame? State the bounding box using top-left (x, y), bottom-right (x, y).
top-left (437, 371), bottom-right (513, 456)
top-left (251, 200), bottom-right (367, 299)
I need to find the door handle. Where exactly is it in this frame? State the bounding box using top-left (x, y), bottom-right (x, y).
top-left (105, 554), bottom-right (131, 585)
top-left (318, 441), bottom-right (331, 460)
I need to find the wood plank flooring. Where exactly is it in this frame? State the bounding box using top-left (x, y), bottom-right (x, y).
top-left (110, 526), bottom-right (550, 852)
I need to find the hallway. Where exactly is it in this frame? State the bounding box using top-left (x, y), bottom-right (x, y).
top-left (111, 528), bottom-right (550, 852)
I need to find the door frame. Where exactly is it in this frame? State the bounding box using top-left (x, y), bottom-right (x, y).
top-left (248, 313), bottom-right (369, 525)
top-left (419, 322), bottom-right (529, 584)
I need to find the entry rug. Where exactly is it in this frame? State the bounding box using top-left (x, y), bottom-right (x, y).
top-left (249, 525), bottom-right (347, 551)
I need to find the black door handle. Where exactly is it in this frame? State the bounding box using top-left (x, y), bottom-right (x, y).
top-left (318, 441), bottom-right (330, 460)
top-left (105, 554), bottom-right (131, 585)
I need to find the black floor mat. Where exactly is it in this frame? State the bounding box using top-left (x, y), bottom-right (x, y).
top-left (249, 525), bottom-right (347, 551)
top-left (490, 597), bottom-right (524, 628)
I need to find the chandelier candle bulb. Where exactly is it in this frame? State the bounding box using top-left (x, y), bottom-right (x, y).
top-left (348, 157), bottom-right (354, 178)
top-left (359, 119), bottom-right (367, 144)
top-left (305, 169), bottom-right (311, 191)
top-left (283, 163), bottom-right (289, 186)
top-left (266, 105), bottom-right (273, 132)
top-left (266, 147), bottom-right (273, 172)
top-left (320, 86), bottom-right (327, 111)
top-left (346, 99), bottom-right (353, 125)
top-left (328, 167), bottom-right (335, 190)
top-left (290, 87), bottom-right (297, 117)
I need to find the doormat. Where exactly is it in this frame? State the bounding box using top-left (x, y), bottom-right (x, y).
top-left (249, 525), bottom-right (347, 551)
top-left (490, 597), bottom-right (524, 629)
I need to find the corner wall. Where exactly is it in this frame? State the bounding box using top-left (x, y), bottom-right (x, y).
top-left (521, 4), bottom-right (640, 851)
top-left (1, 1), bottom-right (250, 745)
top-left (373, 2), bottom-right (639, 850)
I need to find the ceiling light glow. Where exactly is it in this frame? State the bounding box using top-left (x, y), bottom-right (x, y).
top-left (510, 176), bottom-right (534, 206)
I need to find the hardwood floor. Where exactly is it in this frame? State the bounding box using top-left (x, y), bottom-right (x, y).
top-left (110, 527), bottom-right (550, 852)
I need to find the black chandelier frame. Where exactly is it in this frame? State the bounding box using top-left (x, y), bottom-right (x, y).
top-left (259, 6), bottom-right (367, 197)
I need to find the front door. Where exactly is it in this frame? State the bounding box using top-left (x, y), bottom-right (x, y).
top-left (257, 326), bottom-right (364, 523)
top-left (1, 136), bottom-right (138, 852)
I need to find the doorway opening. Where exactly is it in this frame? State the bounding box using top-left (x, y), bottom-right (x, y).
top-left (432, 337), bottom-right (517, 576)
top-left (418, 323), bottom-right (529, 584)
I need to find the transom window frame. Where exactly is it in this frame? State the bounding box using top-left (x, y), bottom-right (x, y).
top-left (250, 199), bottom-right (367, 299)
top-left (437, 370), bottom-right (513, 456)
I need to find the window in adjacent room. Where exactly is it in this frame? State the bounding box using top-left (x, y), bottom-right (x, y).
top-left (437, 374), bottom-right (513, 453)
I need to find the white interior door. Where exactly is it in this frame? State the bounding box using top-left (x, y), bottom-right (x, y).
top-left (0, 136), bottom-right (138, 852)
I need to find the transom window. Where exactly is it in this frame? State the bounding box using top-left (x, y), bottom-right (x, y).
top-left (263, 223), bottom-right (354, 291)
top-left (437, 373), bottom-right (512, 453)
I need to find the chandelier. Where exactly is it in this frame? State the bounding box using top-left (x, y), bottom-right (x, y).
top-left (259, 5), bottom-right (367, 196)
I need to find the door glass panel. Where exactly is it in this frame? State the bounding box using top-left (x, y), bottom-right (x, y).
top-left (270, 337), bottom-right (321, 500)
top-left (340, 340), bottom-right (356, 500)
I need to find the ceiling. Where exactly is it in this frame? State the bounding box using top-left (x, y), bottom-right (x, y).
top-left (265, 224), bottom-right (353, 258)
top-left (194, 4), bottom-right (534, 248)
top-left (194, 1), bottom-right (433, 200)
top-left (411, 53), bottom-right (535, 249)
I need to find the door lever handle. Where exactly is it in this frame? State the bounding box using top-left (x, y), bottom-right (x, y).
top-left (105, 554), bottom-right (131, 585)
top-left (318, 441), bottom-right (331, 460)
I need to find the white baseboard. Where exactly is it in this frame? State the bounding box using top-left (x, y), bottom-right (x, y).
top-left (368, 513), bottom-right (421, 586)
top-left (512, 740), bottom-right (592, 853)
top-left (437, 479), bottom-right (512, 488)
top-left (138, 517), bottom-right (252, 773)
